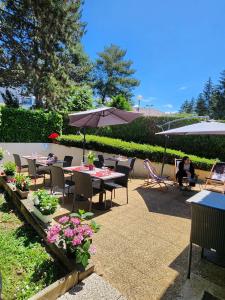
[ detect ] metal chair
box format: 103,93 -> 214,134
93,160 -> 103,168
26,158 -> 47,189
63,156 -> 73,168
128,157 -> 136,179
103,165 -> 129,207
144,159 -> 169,190
13,153 -> 28,173
73,171 -> 106,211
50,165 -> 74,202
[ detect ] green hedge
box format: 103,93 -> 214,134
58,134 -> 215,171
62,116 -> 225,161
0,107 -> 63,142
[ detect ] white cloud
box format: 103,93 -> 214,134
163,104 -> 173,109
179,86 -> 188,91
165,111 -> 178,114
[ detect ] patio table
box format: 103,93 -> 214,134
63,166 -> 125,209
22,155 -> 64,166
186,190 -> 225,278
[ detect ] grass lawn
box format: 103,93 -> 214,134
0,192 -> 64,300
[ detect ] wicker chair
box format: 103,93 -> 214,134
13,153 -> 28,173
50,165 -> 74,202
63,156 -> 73,168
73,171 -> 106,211
103,165 -> 129,207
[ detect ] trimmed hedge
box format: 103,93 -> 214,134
0,107 -> 62,142
62,116 -> 225,161
58,134 -> 215,171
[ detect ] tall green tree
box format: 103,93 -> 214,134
202,77 -> 214,116
179,98 -> 195,114
93,44 -> 140,104
0,0 -> 90,110
211,70 -> 225,119
108,94 -> 132,111
195,93 -> 208,115
67,85 -> 93,112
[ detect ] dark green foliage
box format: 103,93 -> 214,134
0,0 -> 89,110
67,85 -> 93,112
0,107 -> 62,142
58,134 -> 215,171
63,115 -> 225,161
195,93 -> 208,116
179,98 -> 195,114
180,71 -> 225,119
93,44 -> 139,104
108,94 -> 132,111
1,89 -> 19,108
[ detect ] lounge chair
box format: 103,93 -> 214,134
205,162 -> 225,193
143,159 -> 169,190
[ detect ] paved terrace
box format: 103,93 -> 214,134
33,178 -> 225,300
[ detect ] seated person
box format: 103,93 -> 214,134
46,153 -> 58,165
176,156 -> 196,188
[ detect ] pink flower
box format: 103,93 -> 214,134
70,217 -> 80,226
89,245 -> 96,255
64,228 -> 75,238
85,228 -> 93,237
72,236 -> 82,246
47,233 -> 58,244
58,216 -> 69,224
49,224 -> 61,235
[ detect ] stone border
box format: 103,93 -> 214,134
29,267 -> 94,300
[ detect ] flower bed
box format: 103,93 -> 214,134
0,193 -> 63,299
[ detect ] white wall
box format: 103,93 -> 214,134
0,143 -> 209,180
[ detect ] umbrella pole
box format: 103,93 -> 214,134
161,135 -> 169,176
83,128 -> 86,163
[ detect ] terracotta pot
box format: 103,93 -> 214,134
17,189 -> 29,199
32,206 -> 53,223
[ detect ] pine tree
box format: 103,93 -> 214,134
211,70 -> 225,119
93,44 -> 140,104
202,77 -> 213,116
179,98 -> 195,114
0,0 -> 90,110
195,93 -> 208,116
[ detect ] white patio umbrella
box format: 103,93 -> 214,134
156,121 -> 225,136
69,107 -> 142,161
156,121 -> 225,175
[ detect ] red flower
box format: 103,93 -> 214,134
48,132 -> 59,139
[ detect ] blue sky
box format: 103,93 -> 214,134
82,0 -> 225,112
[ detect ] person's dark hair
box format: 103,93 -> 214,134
48,153 -> 54,158
182,156 -> 189,162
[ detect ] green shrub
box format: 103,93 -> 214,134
62,116 -> 225,161
58,134 -> 215,171
33,190 -> 58,215
3,161 -> 16,176
0,107 -> 62,142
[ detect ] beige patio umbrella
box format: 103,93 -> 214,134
69,107 -> 142,161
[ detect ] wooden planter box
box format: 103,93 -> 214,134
32,206 -> 53,224
17,188 -> 29,199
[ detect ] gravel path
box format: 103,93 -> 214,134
58,273 -> 126,300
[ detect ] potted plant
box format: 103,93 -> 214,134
3,161 -> 16,180
15,173 -> 31,199
31,190 -> 58,223
47,210 -> 100,269
87,151 -> 96,170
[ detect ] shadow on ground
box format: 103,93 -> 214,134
135,184 -> 198,219
161,244 -> 225,299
